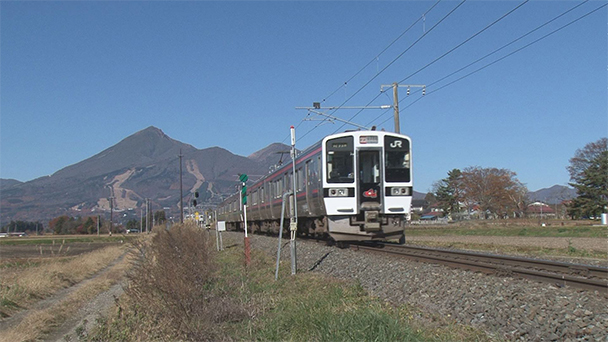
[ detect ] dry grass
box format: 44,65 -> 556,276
0,244 -> 126,318
100,222 -> 247,341
0,251 -> 130,342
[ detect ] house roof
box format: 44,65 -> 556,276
526,203 -> 555,213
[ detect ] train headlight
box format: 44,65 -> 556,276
390,187 -> 411,196
329,188 -> 348,197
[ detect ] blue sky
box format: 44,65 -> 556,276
1,1 -> 606,193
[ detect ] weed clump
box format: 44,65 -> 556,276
104,223 -> 247,341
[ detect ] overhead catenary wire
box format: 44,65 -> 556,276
362,0 -> 530,128
357,0 -> 532,130
396,0 -> 529,84
420,0 -> 589,93
372,0 -> 607,127
325,0 -> 467,134
319,0 -> 443,106
284,0 -> 444,144
367,0 -> 601,128
296,0 -> 466,140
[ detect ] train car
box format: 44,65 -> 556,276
217,129 -> 412,243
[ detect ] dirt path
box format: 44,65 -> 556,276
0,250 -> 129,341
48,281 -> 125,342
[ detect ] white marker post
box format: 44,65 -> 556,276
290,126 -> 298,275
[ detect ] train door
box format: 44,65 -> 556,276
358,149 -> 382,210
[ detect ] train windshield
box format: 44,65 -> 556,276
384,136 -> 411,183
326,136 -> 354,183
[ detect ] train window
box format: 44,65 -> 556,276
306,160 -> 312,185
326,136 -> 354,183
297,168 -> 304,191
359,150 -> 381,183
384,136 -> 411,183
317,156 -> 322,181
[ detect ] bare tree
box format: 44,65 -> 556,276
461,166 -> 528,219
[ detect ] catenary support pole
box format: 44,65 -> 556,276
290,126 -> 298,275
392,82 -> 400,133
179,149 -> 183,224
275,191 -> 292,280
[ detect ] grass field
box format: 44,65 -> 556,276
407,223 -> 606,238
0,234 -> 137,246
0,237 -> 130,342
86,224 -> 489,341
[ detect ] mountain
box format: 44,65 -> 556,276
248,143 -> 293,168
0,126 -> 286,227
0,126 -> 578,227
527,185 -> 576,204
0,179 -> 23,190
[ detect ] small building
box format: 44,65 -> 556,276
410,199 -> 428,214
526,202 -> 555,218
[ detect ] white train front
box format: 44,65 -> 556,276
217,130 -> 413,243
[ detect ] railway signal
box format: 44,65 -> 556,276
192,191 -> 199,207
239,174 -> 248,205
239,173 -> 250,265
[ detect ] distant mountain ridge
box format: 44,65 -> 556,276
0,126 -> 577,226
527,185 -> 576,204
0,126 -> 289,226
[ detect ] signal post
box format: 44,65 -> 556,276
239,174 -> 250,266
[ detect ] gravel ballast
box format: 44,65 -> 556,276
221,231 -> 607,342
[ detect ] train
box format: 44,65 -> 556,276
216,129 -> 413,243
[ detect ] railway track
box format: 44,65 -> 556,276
350,243 -> 608,293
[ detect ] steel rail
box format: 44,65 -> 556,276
351,243 -> 608,293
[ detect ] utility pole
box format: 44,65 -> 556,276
290,126 -> 298,275
179,149 -> 183,224
381,83 -> 426,133
146,198 -> 150,233
109,196 -> 114,234
392,83 -> 400,133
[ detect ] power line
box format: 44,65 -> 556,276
359,0 -> 530,129
397,0 -> 530,84
319,0 -> 443,106
403,2 -> 607,109
368,1 -> 603,128
324,0 -> 467,135
286,0 -> 444,144
423,0 -> 589,91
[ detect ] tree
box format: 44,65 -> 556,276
49,216 -> 70,235
1,220 -> 43,234
83,217 -> 96,234
567,138 -> 608,219
126,219 -> 139,231
154,210 -> 166,225
424,192 -> 437,206
433,169 -> 463,218
460,166 -> 528,219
